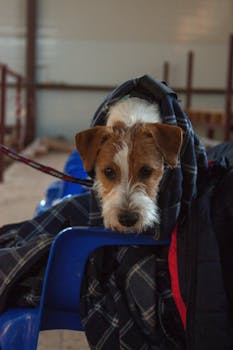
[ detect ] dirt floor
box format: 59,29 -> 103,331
0,151 -> 89,349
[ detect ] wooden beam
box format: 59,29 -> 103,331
1,81 -> 233,96
25,0 -> 37,144
185,51 -> 194,110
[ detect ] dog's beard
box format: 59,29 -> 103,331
94,181 -> 159,233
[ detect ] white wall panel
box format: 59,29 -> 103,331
36,39 -> 229,140
0,0 -> 25,73
36,0 -> 233,139
38,0 -> 233,44
37,40 -> 228,87
1,0 -> 232,139
36,90 -> 107,140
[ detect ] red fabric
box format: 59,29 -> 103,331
168,227 -> 187,330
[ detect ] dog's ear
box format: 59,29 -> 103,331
75,126 -> 109,172
147,123 -> 183,167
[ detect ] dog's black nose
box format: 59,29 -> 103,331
118,211 -> 139,227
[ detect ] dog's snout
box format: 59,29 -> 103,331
118,211 -> 139,227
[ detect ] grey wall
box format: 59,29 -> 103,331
1,0 -> 233,139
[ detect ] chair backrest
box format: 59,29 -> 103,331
38,226 -> 170,332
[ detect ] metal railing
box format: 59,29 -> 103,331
0,64 -> 26,182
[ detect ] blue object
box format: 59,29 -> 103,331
0,226 -> 170,350
35,150 -> 89,215
62,150 -> 89,197
0,308 -> 39,350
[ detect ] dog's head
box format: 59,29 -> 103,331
75,122 -> 183,233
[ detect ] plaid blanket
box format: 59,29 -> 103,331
80,244 -> 185,349
0,194 -> 90,312
0,76 -> 207,349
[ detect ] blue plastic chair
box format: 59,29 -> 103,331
0,226 -> 170,350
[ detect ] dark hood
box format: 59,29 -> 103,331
88,75 -> 208,240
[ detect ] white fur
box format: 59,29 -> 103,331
107,97 -> 161,127
99,182 -> 159,232
113,143 -> 129,184
95,97 -> 161,232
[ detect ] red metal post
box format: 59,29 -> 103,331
0,65 -> 7,182
25,0 -> 37,145
185,51 -> 194,110
207,127 -> 215,140
224,34 -> 233,141
6,68 -> 21,80
162,61 -> 170,85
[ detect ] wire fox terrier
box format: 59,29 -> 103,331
75,97 -> 183,233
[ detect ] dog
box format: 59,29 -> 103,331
75,97 -> 183,233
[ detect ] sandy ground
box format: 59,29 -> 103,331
0,152 -> 89,349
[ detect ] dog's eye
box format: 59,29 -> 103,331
139,166 -> 153,179
103,167 -> 116,180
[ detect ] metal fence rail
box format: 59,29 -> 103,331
0,64 -> 26,182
